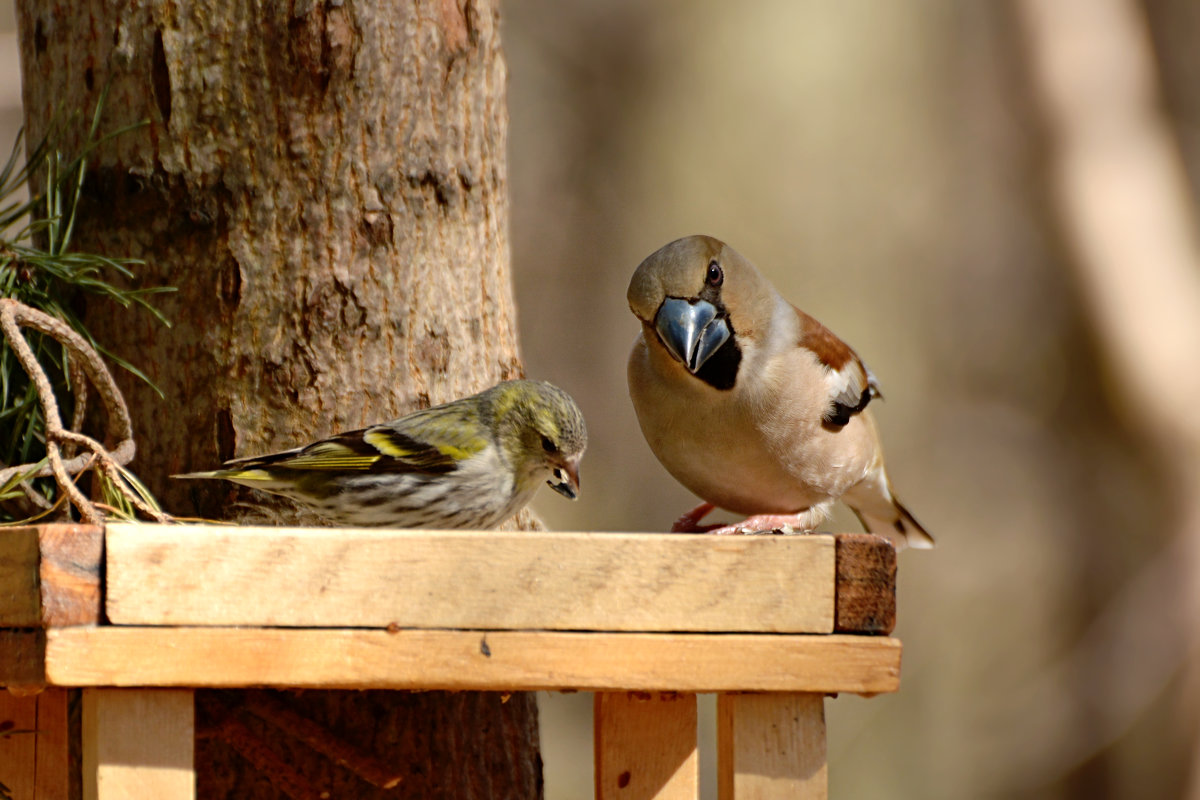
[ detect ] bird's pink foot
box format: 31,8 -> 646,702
670,502 -> 721,533
706,512 -> 821,536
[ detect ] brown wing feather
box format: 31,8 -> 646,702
794,306 -> 857,370
792,305 -> 878,427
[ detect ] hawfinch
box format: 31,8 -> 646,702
627,235 -> 933,550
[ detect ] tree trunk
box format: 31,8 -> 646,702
16,1 -> 541,796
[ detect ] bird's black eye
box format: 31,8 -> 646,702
706,260 -> 723,287
541,435 -> 558,454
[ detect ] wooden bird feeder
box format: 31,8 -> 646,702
0,523 -> 902,798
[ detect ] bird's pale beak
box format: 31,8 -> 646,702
547,457 -> 581,500
654,297 -> 731,374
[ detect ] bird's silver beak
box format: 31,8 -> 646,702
654,297 -> 731,374
547,457 -> 581,500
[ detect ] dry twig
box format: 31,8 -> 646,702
0,298 -> 169,524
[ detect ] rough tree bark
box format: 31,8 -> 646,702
16,1 -> 541,797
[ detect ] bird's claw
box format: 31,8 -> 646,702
670,502 -> 719,532
707,516 -> 811,536
707,524 -> 793,536
673,507 -> 812,536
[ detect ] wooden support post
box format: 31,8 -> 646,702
0,688 -> 70,800
595,691 -> 698,799
82,689 -> 195,800
717,692 -> 827,800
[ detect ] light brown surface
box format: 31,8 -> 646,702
104,524 -> 837,632
595,692 -> 698,799
45,628 -> 901,693
718,693 -> 827,800
82,689 -> 194,800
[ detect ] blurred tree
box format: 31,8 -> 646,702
15,0 -> 540,796
1019,0 -> 1200,797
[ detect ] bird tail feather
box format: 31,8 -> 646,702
170,471 -> 221,480
852,497 -> 935,551
173,468 -> 276,482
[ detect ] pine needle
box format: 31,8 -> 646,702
0,91 -> 172,523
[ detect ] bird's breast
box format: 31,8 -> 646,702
629,334 -> 877,514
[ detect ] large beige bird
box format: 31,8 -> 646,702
627,235 -> 933,550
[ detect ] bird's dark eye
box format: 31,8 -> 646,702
541,435 -> 557,454
706,260 -> 723,287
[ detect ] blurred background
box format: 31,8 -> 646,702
5,1 -> 1200,798
503,1 -> 1200,799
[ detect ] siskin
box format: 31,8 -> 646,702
175,379 -> 587,529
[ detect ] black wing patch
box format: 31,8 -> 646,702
822,386 -> 875,430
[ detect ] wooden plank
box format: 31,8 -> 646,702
0,630 -> 45,689
595,692 -> 698,799
717,693 -> 827,800
37,525 -> 104,627
0,689 -> 71,800
33,689 -> 70,800
834,534 -> 896,634
82,689 -> 194,800
0,525 -> 103,628
105,524 -> 837,633
45,628 -> 901,694
0,690 -> 38,799
0,529 -> 40,626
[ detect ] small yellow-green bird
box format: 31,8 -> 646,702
627,235 -> 933,550
175,379 -> 587,529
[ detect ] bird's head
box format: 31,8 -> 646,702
491,380 -> 587,500
627,235 -> 775,391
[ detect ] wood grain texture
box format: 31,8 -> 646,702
82,689 -> 194,800
0,526 -> 103,629
0,630 -> 45,688
0,529 -> 40,626
37,525 -> 103,627
104,524 -> 837,633
595,692 -> 698,799
834,533 -> 897,634
0,688 -> 72,800
45,628 -> 901,694
0,690 -> 39,800
32,689 -> 70,800
718,693 -> 827,800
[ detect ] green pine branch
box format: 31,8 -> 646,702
0,90 -> 174,522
